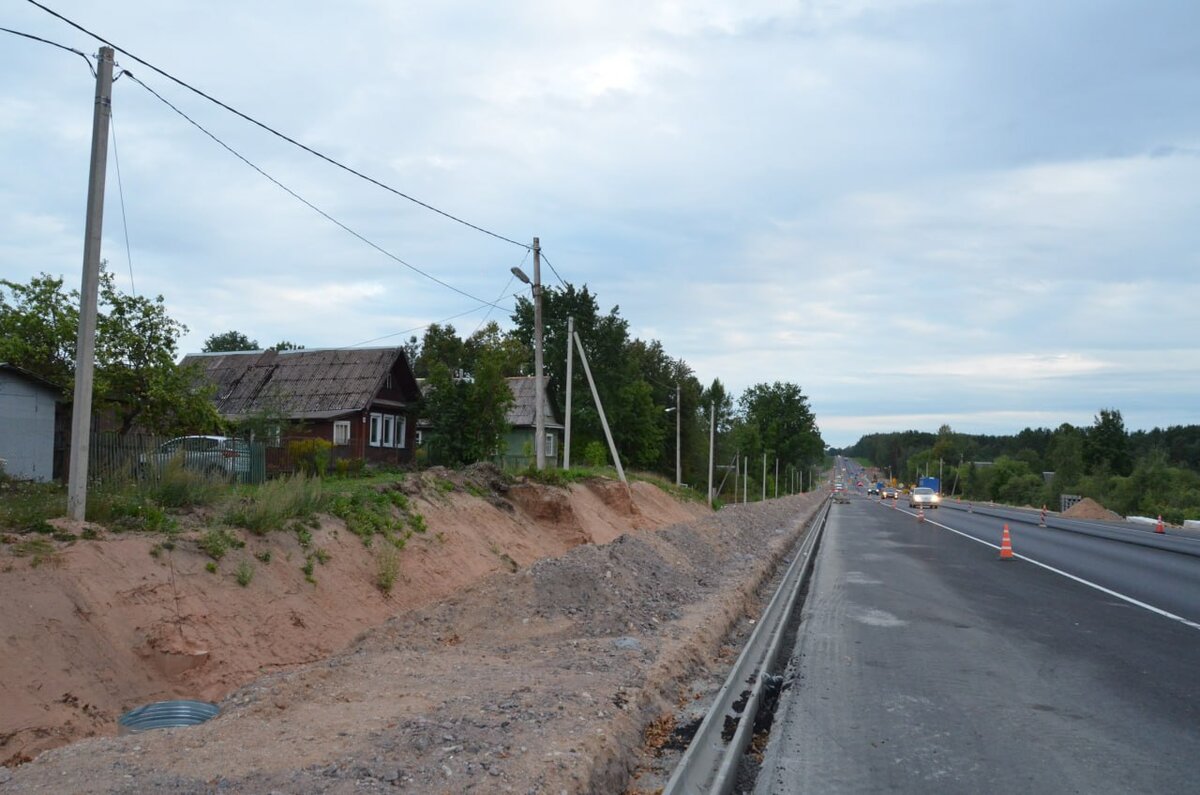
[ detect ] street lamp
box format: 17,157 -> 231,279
664,382 -> 681,486
510,237 -> 545,469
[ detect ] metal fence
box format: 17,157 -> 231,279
87,433 -> 267,485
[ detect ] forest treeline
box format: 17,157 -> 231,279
837,410 -> 1200,524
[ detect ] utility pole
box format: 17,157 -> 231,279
674,383 -> 681,486
743,455 -> 748,503
532,237 -> 545,470
762,453 -> 767,502
67,46 -> 114,521
573,331 -> 625,483
775,458 -> 779,498
733,452 -> 739,504
706,401 -> 715,507
563,315 -> 573,469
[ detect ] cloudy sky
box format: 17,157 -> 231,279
3,0 -> 1199,447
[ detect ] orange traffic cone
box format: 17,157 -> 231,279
999,524 -> 1014,560
917,506 -> 925,523
1156,515 -> 1165,534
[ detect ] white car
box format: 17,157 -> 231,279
909,487 -> 940,509
139,435 -> 250,480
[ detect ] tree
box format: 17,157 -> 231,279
1085,408 -> 1133,476
0,269 -> 221,436
202,330 -> 258,352
269,340 -> 304,352
421,355 -> 514,466
413,323 -> 466,378
737,382 -> 824,472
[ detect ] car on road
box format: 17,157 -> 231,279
139,435 -> 251,480
909,486 -> 940,509
881,487 -> 898,499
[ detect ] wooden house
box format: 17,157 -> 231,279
181,347 -> 421,465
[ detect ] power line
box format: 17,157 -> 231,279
349,298 -> 518,348
25,0 -> 530,249
540,250 -> 568,288
124,71 -> 511,312
0,25 -> 94,74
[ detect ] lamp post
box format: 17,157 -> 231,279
511,237 -> 544,470
664,383 -> 680,486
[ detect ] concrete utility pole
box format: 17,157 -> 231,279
706,402 -> 715,507
532,237 -> 545,470
733,452 -> 739,504
563,315 -> 573,469
573,331 -> 625,483
762,453 -> 767,501
775,458 -> 779,498
67,46 -> 114,521
743,456 -> 748,503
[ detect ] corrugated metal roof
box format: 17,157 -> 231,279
181,348 -> 418,420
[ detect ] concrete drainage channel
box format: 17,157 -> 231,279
662,499 -> 831,794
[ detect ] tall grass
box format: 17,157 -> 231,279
223,474 -> 325,534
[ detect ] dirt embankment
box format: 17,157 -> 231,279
0,468 -> 706,770
1,481 -> 823,794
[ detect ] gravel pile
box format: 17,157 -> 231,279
2,492 -> 822,795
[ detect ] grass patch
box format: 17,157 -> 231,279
223,474 -> 324,534
11,537 -> 59,567
198,527 -> 244,560
144,459 -> 226,509
0,481 -> 66,532
327,485 -> 415,544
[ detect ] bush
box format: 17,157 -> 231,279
147,458 -> 225,509
289,438 -> 333,477
235,558 -> 255,587
376,545 -> 399,594
583,441 -> 608,468
198,527 -> 244,560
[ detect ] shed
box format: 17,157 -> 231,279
0,363 -> 61,481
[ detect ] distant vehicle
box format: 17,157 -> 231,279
918,476 -> 941,493
867,485 -> 880,495
909,487 -> 940,509
139,435 -> 250,480
834,482 -> 845,491
882,487 -> 898,499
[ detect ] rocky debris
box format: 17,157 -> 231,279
2,493 -> 822,794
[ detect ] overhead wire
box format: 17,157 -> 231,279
25,0 -> 531,250
0,25 -> 94,74
123,71 -> 511,312
348,298 -> 520,348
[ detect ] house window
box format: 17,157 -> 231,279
415,429 -> 423,447
382,415 -> 395,447
543,431 -> 557,458
385,374 -> 393,390
396,416 -> 407,449
333,421 -> 350,446
369,413 -> 382,447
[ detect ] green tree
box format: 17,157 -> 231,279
0,269 -> 221,436
737,382 -> 824,472
413,323 -> 467,378
269,340 -> 304,352
463,349 -> 515,462
202,330 -> 258,352
1085,408 -> 1133,476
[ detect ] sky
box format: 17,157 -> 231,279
3,0 -> 1199,448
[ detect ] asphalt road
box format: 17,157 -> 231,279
754,494 -> 1200,794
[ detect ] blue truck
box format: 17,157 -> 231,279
918,476 -> 940,493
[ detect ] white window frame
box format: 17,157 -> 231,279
382,414 -> 395,448
543,431 -> 556,458
369,412 -> 382,447
414,429 -> 423,447
333,421 -> 351,446
396,416 -> 407,449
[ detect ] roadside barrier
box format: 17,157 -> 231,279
1039,505 -> 1047,527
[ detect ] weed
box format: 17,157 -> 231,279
146,459 -> 225,509
295,525 -> 313,549
149,544 -> 162,558
464,482 -> 486,498
375,545 -> 399,594
205,561 -> 218,574
313,548 -> 331,565
198,527 -> 244,560
80,528 -> 99,540
435,477 -> 455,493
0,481 -> 65,532
51,531 -> 77,543
388,490 -> 410,510
235,558 -> 255,587
434,531 -> 446,544
223,474 -> 324,534
301,556 -> 315,583
255,550 -> 272,563
407,512 -> 427,533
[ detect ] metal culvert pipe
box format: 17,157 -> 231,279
117,700 -> 220,734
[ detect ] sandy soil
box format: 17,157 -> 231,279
0,466 -> 706,771
1061,496 -> 1124,521
0,472 -> 821,794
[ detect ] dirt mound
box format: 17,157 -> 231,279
1,493 -> 822,794
0,472 -> 707,769
1062,497 -> 1123,521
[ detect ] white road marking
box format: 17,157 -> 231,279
895,507 -> 1200,632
